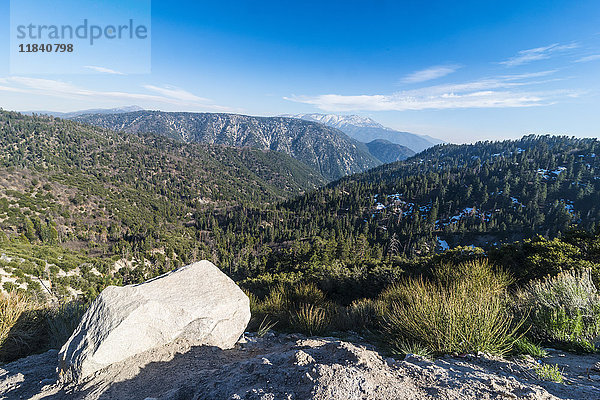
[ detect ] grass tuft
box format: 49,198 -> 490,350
389,340 -> 432,359
0,291 -> 46,362
290,303 -> 329,336
0,292 -> 86,361
535,363 -> 564,383
46,301 -> 86,349
256,315 -> 277,338
513,337 -> 549,358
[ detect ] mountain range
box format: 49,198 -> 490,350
0,110 -> 324,253
22,105 -> 144,119
70,111 -> 390,181
1,108 -> 599,301
25,108 -> 429,181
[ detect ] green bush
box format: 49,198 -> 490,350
381,260 -> 521,356
344,298 -> 382,331
516,268 -> 600,352
0,292 -> 86,361
535,363 -> 564,383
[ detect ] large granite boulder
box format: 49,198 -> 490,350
58,260 -> 250,382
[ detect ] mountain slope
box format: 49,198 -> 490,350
207,135 -> 600,269
365,139 -> 415,163
3,115 -> 599,300
0,110 -> 324,261
291,113 -> 444,153
285,135 -> 600,249
72,111 -> 381,181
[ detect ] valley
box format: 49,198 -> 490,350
3,3 -> 600,398
1,110 -> 599,302
1,110 -> 599,400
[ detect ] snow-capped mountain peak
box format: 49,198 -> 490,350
283,113 -> 445,153
288,113 -> 384,129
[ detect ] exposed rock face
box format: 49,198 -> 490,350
58,260 -> 250,382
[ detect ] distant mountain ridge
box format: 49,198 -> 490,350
24,107 -> 418,178
295,114 -> 382,129
71,111 -> 383,181
365,139 -> 415,164
289,113 -> 444,153
22,106 -> 144,119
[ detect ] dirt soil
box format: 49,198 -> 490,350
1,333 -> 600,400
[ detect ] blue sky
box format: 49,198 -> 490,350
0,0 -> 599,143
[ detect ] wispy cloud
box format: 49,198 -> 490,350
575,54 -> 600,63
0,77 -> 231,112
84,66 -> 125,75
285,70 -> 578,112
142,85 -> 211,102
400,64 -> 461,84
500,70 -> 559,80
500,43 -> 579,67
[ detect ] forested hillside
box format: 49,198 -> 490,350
72,111 -> 381,181
365,139 -> 415,163
194,135 -> 600,288
276,135 -> 600,252
1,113 -> 599,305
0,110 -> 324,298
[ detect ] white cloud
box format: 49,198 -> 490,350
142,85 -> 210,102
575,54 -> 600,63
500,43 -> 579,67
285,71 -> 578,112
500,70 -> 559,80
84,66 -> 125,75
400,64 -> 461,84
0,77 -> 231,112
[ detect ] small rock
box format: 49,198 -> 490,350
261,357 -> 272,365
294,350 -> 315,366
404,353 -> 430,364
286,333 -> 306,341
39,378 -> 55,386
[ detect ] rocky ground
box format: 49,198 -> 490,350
1,332 -> 600,400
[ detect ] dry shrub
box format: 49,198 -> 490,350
0,291 -> 46,361
249,283 -> 335,335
